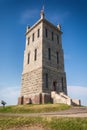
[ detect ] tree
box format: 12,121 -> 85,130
1,100 -> 6,108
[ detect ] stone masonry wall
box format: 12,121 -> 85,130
42,66 -> 67,95
43,22 -> 64,73
18,93 -> 51,104
23,22 -> 43,74
42,21 -> 67,95
20,68 -> 42,96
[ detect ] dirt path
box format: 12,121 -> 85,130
8,126 -> 50,130
0,107 -> 87,117
1,107 -> 87,130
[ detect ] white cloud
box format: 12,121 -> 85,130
0,86 -> 20,106
68,86 -> 87,106
49,11 -> 70,24
57,11 -> 70,23
64,54 -> 71,61
0,85 -> 87,106
20,9 -> 39,24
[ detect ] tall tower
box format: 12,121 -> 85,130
18,10 -> 67,104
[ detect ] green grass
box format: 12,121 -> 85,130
0,104 -> 86,130
0,116 -> 87,130
0,104 -> 71,113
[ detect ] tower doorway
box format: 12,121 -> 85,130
53,81 -> 57,91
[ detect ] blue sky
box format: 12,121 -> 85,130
0,0 -> 87,106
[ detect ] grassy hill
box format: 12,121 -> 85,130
0,103 -> 71,113
0,115 -> 87,130
0,104 -> 87,130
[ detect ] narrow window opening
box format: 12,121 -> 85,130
37,29 -> 40,37
45,28 -> 48,37
27,53 -> 30,64
46,73 -> 48,88
28,37 -> 30,45
57,35 -> 59,44
32,33 -> 34,41
56,52 -> 59,64
61,77 -> 64,91
52,32 -> 54,40
34,49 -> 37,61
48,48 -> 51,60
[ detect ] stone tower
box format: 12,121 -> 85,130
18,9 -> 67,104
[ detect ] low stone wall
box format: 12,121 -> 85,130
72,99 -> 81,106
18,91 -> 81,106
51,91 -> 71,105
18,93 -> 51,105
51,91 -> 81,106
